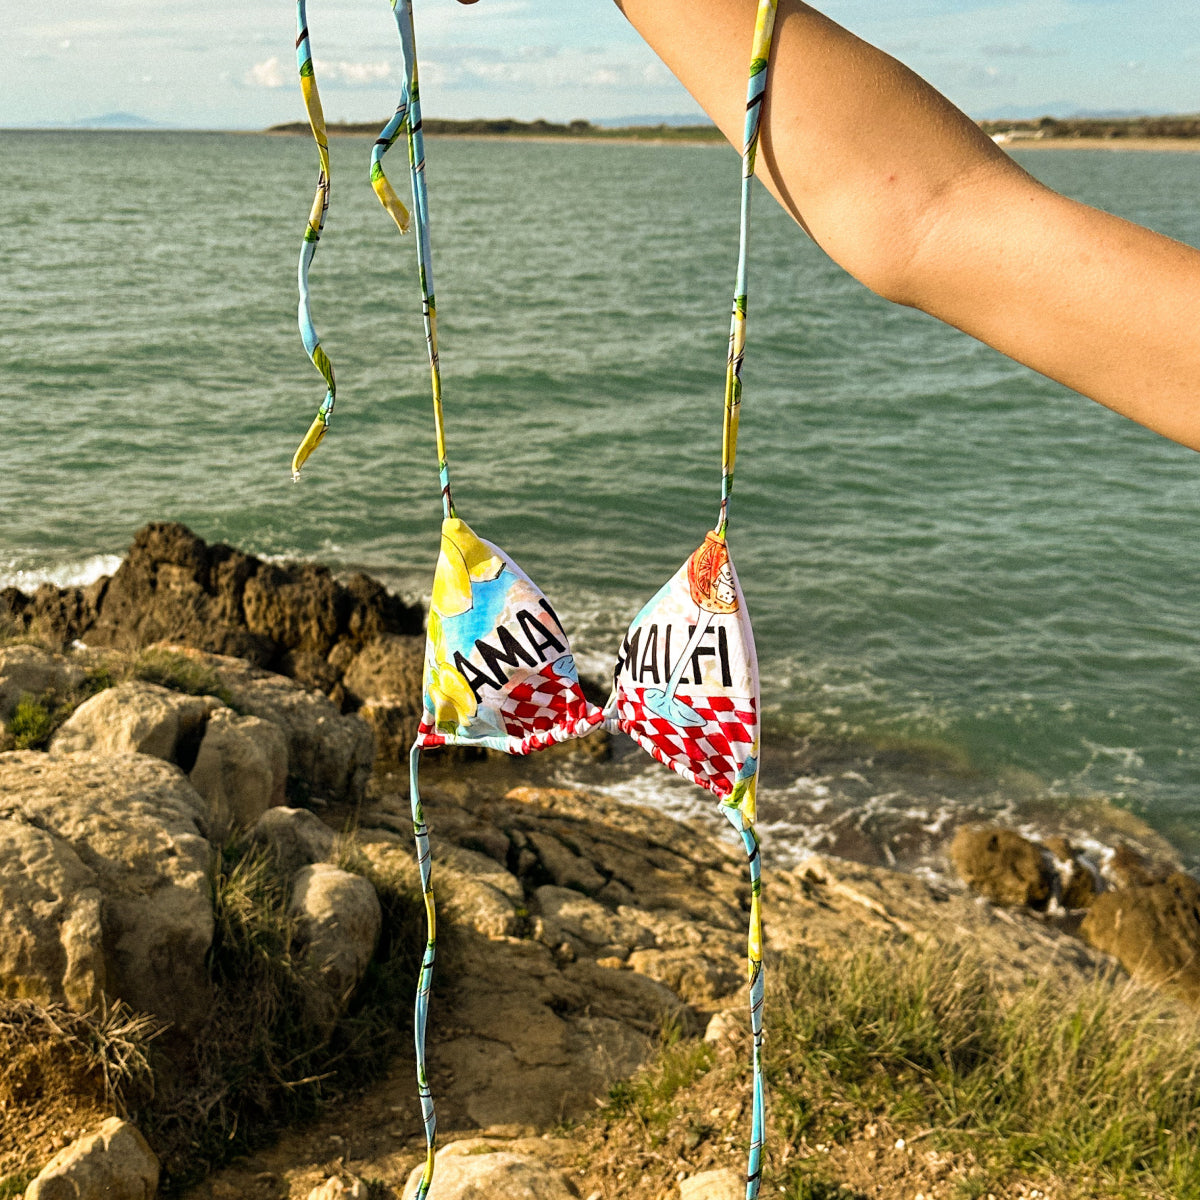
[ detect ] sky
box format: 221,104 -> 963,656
4,0 -> 1198,130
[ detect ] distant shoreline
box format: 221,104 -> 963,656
265,117 -> 726,144
1002,137 -> 1200,153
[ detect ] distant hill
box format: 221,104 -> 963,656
266,116 -> 723,142
73,112 -> 161,129
979,114 -> 1200,140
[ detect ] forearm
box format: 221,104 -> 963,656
616,0 -> 1200,450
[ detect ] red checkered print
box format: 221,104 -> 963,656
501,669 -> 593,740
615,687 -> 757,797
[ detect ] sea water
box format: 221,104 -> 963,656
4,130 -> 1200,871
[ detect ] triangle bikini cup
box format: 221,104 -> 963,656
290,3 -> 779,1196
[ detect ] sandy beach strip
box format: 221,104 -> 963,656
1002,137 -> 1200,152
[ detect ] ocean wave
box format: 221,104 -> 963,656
0,554 -> 123,591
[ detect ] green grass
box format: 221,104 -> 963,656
9,695 -> 55,749
768,942 -> 1200,1199
136,837 -> 423,1194
0,1169 -> 37,1199
6,665 -> 122,749
603,1032 -> 716,1143
133,648 -> 234,707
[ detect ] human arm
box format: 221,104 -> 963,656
459,0 -> 1200,451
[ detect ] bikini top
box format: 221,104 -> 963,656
288,4 -> 779,1197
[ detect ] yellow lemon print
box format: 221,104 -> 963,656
430,517 -> 504,618
431,662 -> 477,731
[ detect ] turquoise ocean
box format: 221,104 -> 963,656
5,130 -> 1200,872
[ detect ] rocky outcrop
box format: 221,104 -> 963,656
0,522 -> 423,689
339,633 -> 425,763
400,1141 -> 577,1200
187,707 -> 288,836
24,1117 -> 158,1200
289,864 -> 382,1007
0,645 -> 85,723
1081,872 -> 1200,1005
680,1168 -> 744,1200
0,751 -> 213,1029
252,806 -> 337,876
949,825 -> 1054,909
193,650 -> 374,805
51,681 -> 218,767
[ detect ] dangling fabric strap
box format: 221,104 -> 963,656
290,0 -> 338,481
722,5 -> 776,1197
381,5 -> 444,1198
718,0 -> 778,539
377,0 -> 454,521
408,744 -> 437,1199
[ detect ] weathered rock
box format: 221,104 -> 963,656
199,653 -> 374,805
1107,842 -> 1172,890
341,633 -> 425,703
679,1167 -> 744,1200
440,845 -> 525,940
253,806 -> 336,876
401,1145 -> 576,1200
50,681 -> 218,768
2,523 -> 423,683
703,1009 -> 741,1045
949,825 -> 1053,909
188,706 -> 288,836
626,946 -> 743,1005
1080,872 -> 1200,1006
1043,835 -> 1102,910
0,751 -> 213,1028
289,864 -> 381,1003
534,884 -> 653,958
0,818 -> 106,1011
0,645 -> 85,722
0,581 -> 104,657
24,1117 -> 158,1200
305,1176 -> 365,1200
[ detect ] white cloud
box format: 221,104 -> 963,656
245,55 -> 394,90
245,56 -> 288,89
315,59 -> 393,87
430,45 -> 675,93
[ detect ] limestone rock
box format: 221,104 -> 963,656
202,654 -> 374,805
253,806 -> 336,876
24,1117 -> 158,1200
0,645 -> 84,722
949,825 -> 1053,909
341,633 -> 423,706
289,864 -> 381,1002
188,706 -> 288,836
703,1010 -> 741,1045
441,845 -> 525,940
626,946 -> 743,1005
401,1147 -> 576,1200
0,750 -> 213,1027
679,1167 -> 744,1200
51,681 -> 218,767
1080,872 -> 1200,1005
0,818 -> 105,1011
306,1177 -> 365,1200
534,884 -> 653,958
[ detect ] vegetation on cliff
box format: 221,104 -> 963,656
980,114 -> 1200,141
575,941 -> 1200,1199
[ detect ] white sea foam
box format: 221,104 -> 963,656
0,554 -> 123,591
